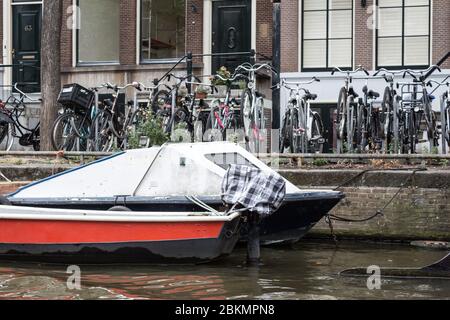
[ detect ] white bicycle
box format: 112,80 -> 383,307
235,63 -> 277,153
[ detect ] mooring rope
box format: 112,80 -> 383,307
327,168 -> 427,241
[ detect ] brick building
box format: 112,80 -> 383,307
0,0 -> 449,150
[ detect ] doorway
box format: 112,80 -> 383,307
12,4 -> 42,93
212,0 -> 251,73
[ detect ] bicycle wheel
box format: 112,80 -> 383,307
205,103 -> 224,142
290,108 -> 300,154
356,102 -> 366,153
155,108 -> 172,135
0,123 -> 13,151
151,90 -> 171,114
253,97 -> 265,153
309,113 -> 324,154
336,87 -> 347,153
423,94 -> 439,150
240,89 -> 253,141
51,114 -> 76,151
381,87 -> 394,153
444,96 -> 450,151
279,109 -> 292,153
90,110 -> 114,152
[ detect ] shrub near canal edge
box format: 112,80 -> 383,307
128,110 -> 170,149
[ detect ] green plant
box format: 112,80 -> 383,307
440,159 -> 449,167
211,66 -> 231,86
312,158 -> 329,167
237,80 -> 247,90
128,110 -> 169,149
431,146 -> 439,155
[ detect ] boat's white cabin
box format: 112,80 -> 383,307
10,142 -> 300,199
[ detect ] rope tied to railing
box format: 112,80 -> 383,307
326,167 -> 427,242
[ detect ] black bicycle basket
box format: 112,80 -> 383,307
57,83 -> 94,111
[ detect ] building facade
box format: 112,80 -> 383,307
1,0 -> 448,88
0,0 -> 449,151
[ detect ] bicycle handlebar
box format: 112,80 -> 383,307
331,66 -> 369,76
400,65 -> 442,82
234,63 -> 278,75
214,73 -> 249,82
427,77 -> 450,88
13,83 -> 42,102
281,77 -> 320,86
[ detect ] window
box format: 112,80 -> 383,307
302,0 -> 353,71
140,0 -> 186,62
77,0 -> 120,65
376,0 -> 430,68
205,153 -> 256,170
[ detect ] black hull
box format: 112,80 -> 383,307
9,192 -> 344,245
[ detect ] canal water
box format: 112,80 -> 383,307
0,241 -> 449,300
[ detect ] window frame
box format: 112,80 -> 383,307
139,0 -> 187,65
75,0 -> 121,66
301,0 -> 354,72
375,0 -> 431,70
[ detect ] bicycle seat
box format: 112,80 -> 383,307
368,90 -> 380,99
304,93 -> 317,101
256,92 -> 266,99
348,87 -> 359,98
362,85 -> 368,94
103,99 -> 114,108
127,100 -> 134,106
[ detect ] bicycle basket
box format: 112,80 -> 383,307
57,83 -> 94,111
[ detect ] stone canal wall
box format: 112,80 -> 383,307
280,169 -> 450,241
1,164 -> 450,241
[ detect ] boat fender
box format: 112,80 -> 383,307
108,206 -> 132,212
0,196 -> 11,205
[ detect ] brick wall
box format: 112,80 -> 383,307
432,0 -> 450,69
310,186 -> 450,241
60,0 -> 73,69
119,0 -> 137,65
280,0 -> 298,72
354,0 -> 374,70
186,0 -> 204,64
256,0 -> 272,59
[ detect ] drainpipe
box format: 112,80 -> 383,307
186,51 -> 193,94
272,0 -> 281,132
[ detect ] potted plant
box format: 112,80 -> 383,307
195,85 -> 210,99
211,66 -> 231,96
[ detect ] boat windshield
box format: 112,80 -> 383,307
205,153 -> 257,170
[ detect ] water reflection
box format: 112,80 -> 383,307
0,242 -> 449,300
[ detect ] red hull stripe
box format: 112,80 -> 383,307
0,219 -> 224,244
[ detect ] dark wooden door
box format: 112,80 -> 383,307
13,4 -> 42,93
212,0 -> 251,73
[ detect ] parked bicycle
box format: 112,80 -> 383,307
427,76 -> 450,153
163,73 -> 215,143
235,62 -> 277,153
90,82 -> 143,152
51,83 -> 98,151
205,73 -> 244,142
278,77 -> 324,154
0,83 -> 41,151
332,66 -> 370,153
356,77 -> 382,153
394,65 -> 441,154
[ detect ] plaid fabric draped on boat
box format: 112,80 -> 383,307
221,165 -> 286,217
